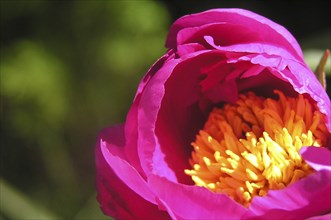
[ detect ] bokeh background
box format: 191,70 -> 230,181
1,1 -> 330,219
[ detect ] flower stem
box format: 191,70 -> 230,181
315,49 -> 330,90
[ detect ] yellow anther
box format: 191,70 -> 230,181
242,152 -> 261,170
203,157 -> 211,166
207,183 -> 216,189
185,90 -> 329,207
246,168 -> 262,181
225,149 -> 241,161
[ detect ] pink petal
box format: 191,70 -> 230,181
176,22 -> 262,48
286,61 -> 331,130
153,51 -> 239,183
100,141 -> 156,204
300,147 -> 331,172
177,43 -> 208,57
153,56 -> 210,183
123,101 -> 145,176
246,169 -> 331,219
204,35 -> 330,131
124,50 -> 175,176
205,36 -> 299,62
245,136 -> 331,219
166,8 -> 304,61
149,175 -> 248,219
136,51 -> 219,183
96,126 -> 169,219
136,58 -> 181,180
306,213 -> 331,220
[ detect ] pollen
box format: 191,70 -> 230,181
185,90 -> 329,207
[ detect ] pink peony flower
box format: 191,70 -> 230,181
96,8 -> 331,219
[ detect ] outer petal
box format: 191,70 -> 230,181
306,213 -> 331,220
205,35 -> 331,130
285,61 -> 331,130
166,8 -> 304,62
243,147 -> 331,219
149,175 -> 248,219
96,126 -> 170,219
136,50 -> 213,183
205,36 -> 298,64
124,51 -> 175,176
165,8 -> 331,130
136,58 -> 180,180
245,170 -> 331,219
300,147 -> 331,172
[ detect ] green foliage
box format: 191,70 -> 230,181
1,41 -> 69,134
1,1 -> 169,219
1,179 -> 58,219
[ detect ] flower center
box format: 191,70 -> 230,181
185,90 -> 329,207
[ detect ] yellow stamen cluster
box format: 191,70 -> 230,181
185,90 -> 329,207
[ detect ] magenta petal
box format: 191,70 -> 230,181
177,22 -> 263,49
204,79 -> 238,103
166,8 -> 304,61
204,34 -> 331,129
136,51 -> 211,182
123,101 -> 145,175
204,34 -> 330,130
177,43 -> 208,57
240,65 -> 265,79
100,140 -> 156,204
124,51 -> 175,176
300,147 -> 331,172
134,50 -> 175,98
247,170 -> 331,219
205,35 -> 299,62
136,58 -> 180,179
306,213 -> 331,220
286,61 -> 331,129
149,175 -> 248,219
96,126 -> 169,219
156,198 -> 181,220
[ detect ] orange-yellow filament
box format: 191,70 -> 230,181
185,90 -> 329,207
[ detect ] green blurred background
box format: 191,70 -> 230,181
0,1 -> 330,219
